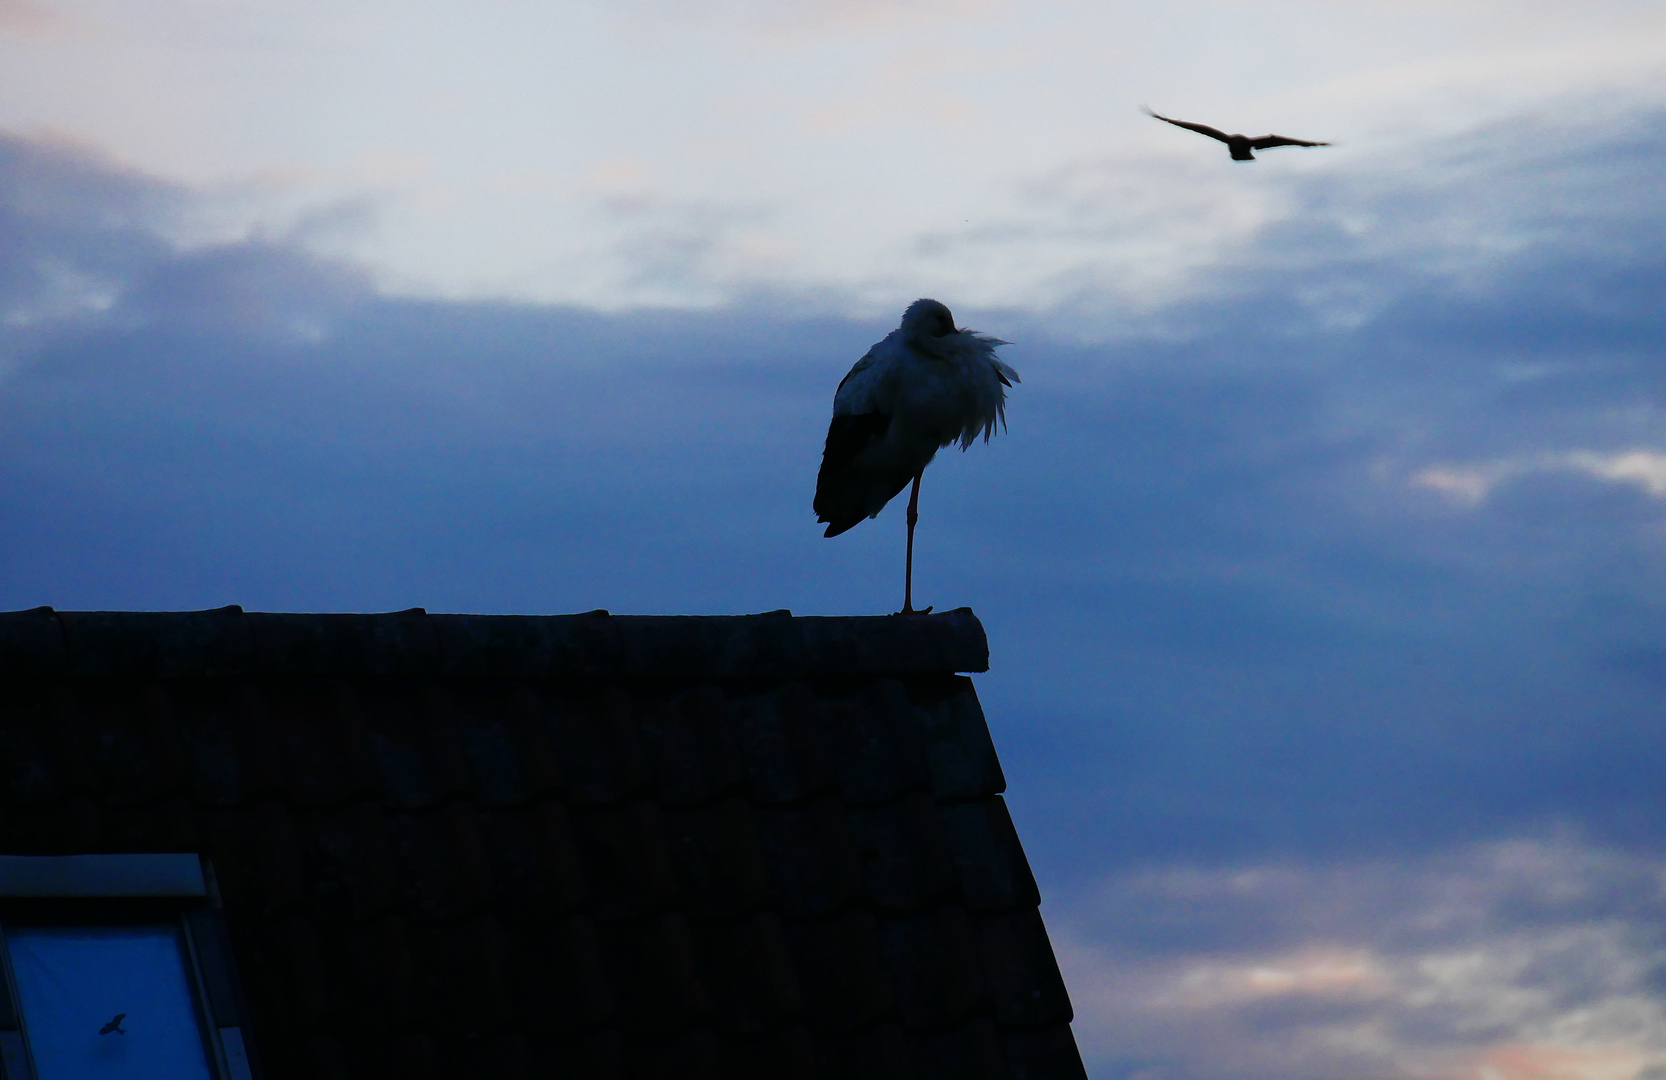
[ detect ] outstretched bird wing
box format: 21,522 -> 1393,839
1248,134 -> 1329,149
1143,108 -> 1232,143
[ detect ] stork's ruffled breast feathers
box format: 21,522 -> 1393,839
940,330 -> 1020,448
832,315 -> 1019,451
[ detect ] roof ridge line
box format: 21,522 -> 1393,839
0,607 -> 990,678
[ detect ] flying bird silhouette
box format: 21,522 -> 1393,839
814,298 -> 1018,614
1144,108 -> 1329,161
99,1013 -> 126,1035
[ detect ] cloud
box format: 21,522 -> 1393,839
613,0 -> 1016,40
0,134 -> 178,330
0,0 -> 55,36
4,0 -> 1664,311
0,131 -> 375,363
1054,834 -> 1666,1080
1414,451 -> 1666,506
1570,451 -> 1666,498
598,193 -> 782,304
1413,463 -> 1500,505
738,98 -> 1666,330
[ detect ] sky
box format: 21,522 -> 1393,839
4,2 -> 1666,1077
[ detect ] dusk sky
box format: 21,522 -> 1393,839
6,2 -> 1666,1077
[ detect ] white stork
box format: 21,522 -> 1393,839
814,298 -> 1019,613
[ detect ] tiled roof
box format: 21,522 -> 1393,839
0,607 -> 1085,1080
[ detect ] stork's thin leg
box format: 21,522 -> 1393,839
902,470 -> 928,614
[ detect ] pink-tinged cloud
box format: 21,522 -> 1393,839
0,0 -> 54,36
1155,947 -> 1388,1008
1430,1043 -> 1654,1080
1054,836 -> 1666,1080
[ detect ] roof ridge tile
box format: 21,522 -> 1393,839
0,608 -> 989,678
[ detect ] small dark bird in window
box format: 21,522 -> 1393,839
1143,108 -> 1330,161
99,1013 -> 126,1035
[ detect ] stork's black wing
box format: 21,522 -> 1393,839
815,411 -> 894,537
1248,135 -> 1329,149
819,412 -> 890,476
1143,108 -> 1232,143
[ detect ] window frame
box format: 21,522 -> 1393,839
0,855 -> 257,1080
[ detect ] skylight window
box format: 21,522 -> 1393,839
6,926 -> 215,1080
0,856 -> 256,1080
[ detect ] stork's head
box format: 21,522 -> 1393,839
900,298 -> 958,342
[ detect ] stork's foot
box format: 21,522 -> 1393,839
894,605 -> 933,616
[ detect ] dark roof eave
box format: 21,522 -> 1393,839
0,607 -> 990,679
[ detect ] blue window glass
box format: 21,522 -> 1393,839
6,925 -> 215,1080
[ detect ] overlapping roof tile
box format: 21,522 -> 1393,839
0,606 -> 1084,1079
